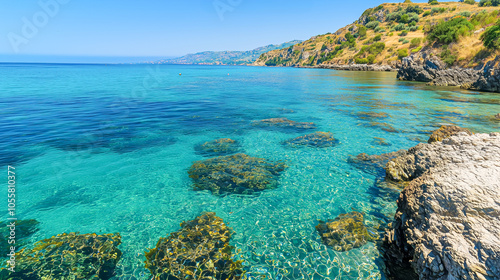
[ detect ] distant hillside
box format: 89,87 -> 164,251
255,2 -> 500,69
161,40 -> 302,65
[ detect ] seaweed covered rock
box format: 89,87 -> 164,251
252,118 -> 316,131
427,125 -> 472,143
283,131 -> 338,148
315,211 -> 375,252
348,150 -> 406,176
195,138 -> 242,157
188,153 -> 286,195
0,219 -> 39,255
5,232 -> 122,280
145,212 -> 246,280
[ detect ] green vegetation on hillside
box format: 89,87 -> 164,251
255,2 -> 500,68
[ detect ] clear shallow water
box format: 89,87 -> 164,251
1,63 -> 499,279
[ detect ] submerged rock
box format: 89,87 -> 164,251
427,125 -> 473,143
0,219 -> 39,256
5,232 -> 122,280
188,153 -> 287,195
371,137 -> 391,146
283,131 -> 338,147
363,122 -> 398,133
383,133 -> 500,279
252,118 -> 316,131
348,150 -> 406,176
195,138 -> 242,156
316,211 -> 376,252
356,111 -> 389,120
145,212 -> 246,280
495,113 -> 500,120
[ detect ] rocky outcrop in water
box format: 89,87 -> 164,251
313,64 -> 396,72
383,132 -> 500,280
398,52 -> 500,93
316,211 -> 376,252
145,212 -> 246,280
427,125 -> 473,144
397,54 -> 480,87
5,232 -> 122,280
283,131 -> 338,148
188,153 -> 287,195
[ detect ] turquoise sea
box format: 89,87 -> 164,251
1,63 -> 499,279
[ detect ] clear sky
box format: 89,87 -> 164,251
0,0 -> 432,63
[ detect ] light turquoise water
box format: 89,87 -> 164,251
1,64 -> 499,279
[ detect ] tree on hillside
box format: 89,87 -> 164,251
479,0 -> 500,6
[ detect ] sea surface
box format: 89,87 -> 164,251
1,63 -> 499,279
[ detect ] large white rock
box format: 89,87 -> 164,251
383,132 -> 500,280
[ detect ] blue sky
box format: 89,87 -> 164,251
0,0 -> 431,62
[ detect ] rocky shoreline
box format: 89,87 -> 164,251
382,131 -> 500,279
303,63 -> 396,72
397,51 -> 500,93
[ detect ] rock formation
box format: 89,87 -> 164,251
188,153 -> 287,195
5,232 -> 122,280
316,211 -> 376,252
283,131 -> 338,147
398,51 -> 500,93
145,212 -> 246,280
427,125 -> 473,144
383,132 -> 500,279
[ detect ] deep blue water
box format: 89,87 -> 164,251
1,63 -> 499,279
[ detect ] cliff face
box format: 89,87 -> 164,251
383,132 -> 500,280
397,50 -> 500,92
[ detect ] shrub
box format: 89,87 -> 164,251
399,37 -> 406,42
423,11 -> 431,17
470,10 -> 499,26
406,5 -> 423,14
440,47 -> 457,65
358,26 -> 367,38
481,19 -> 500,49
479,0 -> 500,6
429,0 -> 439,5
399,31 -> 409,36
412,46 -> 423,52
373,34 -> 382,41
409,26 -> 419,31
403,39 -> 410,44
457,11 -> 472,17
391,23 -> 406,31
410,37 -> 422,48
374,26 -> 386,33
431,7 -> 446,15
366,21 -> 380,29
398,48 -> 409,59
354,42 -> 385,64
427,17 -> 474,44
463,0 -> 476,4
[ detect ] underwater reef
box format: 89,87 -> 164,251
316,211 -> 376,252
0,219 -> 39,256
252,118 -> 316,131
195,138 -> 242,157
348,150 -> 406,177
3,232 -> 122,280
145,212 -> 246,280
427,125 -> 472,143
188,153 -> 287,195
283,131 -> 338,148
